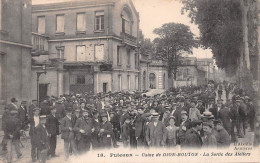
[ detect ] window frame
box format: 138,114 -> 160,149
95,11 -> 105,31
117,46 -> 122,66
37,16 -> 46,34
56,14 -> 65,34
127,48 -> 131,67
127,75 -> 131,90
76,45 -> 86,61
76,12 -> 86,32
94,44 -> 105,61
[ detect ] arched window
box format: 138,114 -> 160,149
143,71 -> 146,90
121,7 -> 133,35
149,73 -> 156,89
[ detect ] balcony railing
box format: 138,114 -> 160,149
120,32 -> 137,44
31,33 -> 49,56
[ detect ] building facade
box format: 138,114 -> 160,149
0,0 -> 32,103
31,0 -> 140,100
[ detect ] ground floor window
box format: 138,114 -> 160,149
149,73 -> 156,89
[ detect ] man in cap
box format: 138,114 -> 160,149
46,106 -> 59,158
146,113 -> 167,147
28,107 -> 41,162
7,98 -> 18,111
188,100 -> 201,122
91,111 -> 101,150
210,99 -> 223,120
109,111 -> 120,148
35,115 -> 50,163
60,107 -> 75,160
179,110 -> 191,146
99,113 -> 113,148
121,115 -> 131,147
202,122 -> 217,148
54,98 -> 66,121
219,104 -> 232,135
135,107 -> 146,147
73,109 -> 93,153
183,120 -> 203,148
214,120 -> 230,148
5,109 -> 22,163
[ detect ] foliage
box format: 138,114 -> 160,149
139,30 -> 154,57
153,22 -> 198,78
182,0 -> 243,75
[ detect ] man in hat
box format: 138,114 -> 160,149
54,98 -> 66,121
183,120 -> 203,148
214,120 -> 230,148
7,98 -> 18,111
210,99 -> 223,120
18,101 -> 28,130
230,98 -> 241,142
35,115 -> 50,163
146,113 -> 167,147
73,109 -> 93,153
99,113 -> 113,148
29,100 -> 38,118
5,109 -> 22,163
91,111 -> 101,150
46,106 -> 59,158
28,107 -> 41,162
202,122 -> 217,148
219,105 -> 232,135
188,100 -> 201,122
60,107 -> 75,160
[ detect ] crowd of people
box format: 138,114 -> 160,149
1,81 -> 260,163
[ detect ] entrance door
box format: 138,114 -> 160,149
39,84 -> 48,102
103,83 -> 107,93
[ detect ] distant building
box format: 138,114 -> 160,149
31,0 -> 140,101
0,0 -> 32,103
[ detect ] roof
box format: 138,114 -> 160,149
32,0 -> 117,11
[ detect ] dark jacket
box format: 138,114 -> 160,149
35,124 -> 50,151
146,121 -> 167,147
18,106 -> 27,124
135,114 -> 146,138
55,103 -> 66,120
40,102 -> 51,116
46,114 -> 59,136
202,133 -> 217,148
4,115 -> 21,140
219,108 -> 232,128
121,123 -> 130,141
73,117 -> 93,140
215,128 -> 230,148
60,116 -> 74,140
178,120 -> 191,145
184,128 -> 202,148
99,121 -> 113,147
209,105 -> 223,120
28,104 -> 37,118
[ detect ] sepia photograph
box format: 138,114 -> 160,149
0,0 -> 260,162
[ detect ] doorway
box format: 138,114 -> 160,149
39,84 -> 48,102
103,83 -> 107,93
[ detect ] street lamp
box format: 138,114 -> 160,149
36,64 -> 47,106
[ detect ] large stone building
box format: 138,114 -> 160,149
31,0 -> 140,101
0,0 -> 32,103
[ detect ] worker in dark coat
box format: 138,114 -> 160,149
135,107 -> 146,147
178,111 -> 191,146
146,113 -> 167,147
28,107 -> 40,162
35,115 -> 50,163
91,111 -> 101,150
230,98 -> 241,142
202,122 -> 217,148
238,98 -> 247,137
99,113 -> 113,148
5,109 -> 22,163
40,100 -> 51,116
209,99 -> 223,120
214,120 -> 230,148
73,110 -> 93,153
28,100 -> 38,118
109,111 -> 120,148
196,100 -> 205,114
46,106 -> 59,158
54,99 -> 66,121
18,101 -> 28,129
60,107 -> 75,160
183,120 -> 203,149
219,105 -> 232,135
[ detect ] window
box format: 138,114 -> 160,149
122,10 -> 132,34
149,73 -> 156,89
95,44 -> 104,61
56,46 -> 64,59
103,83 -> 107,93
135,53 -> 139,69
77,75 -> 85,84
117,46 -> 121,65
118,75 -> 122,91
135,76 -> 138,90
127,75 -> 131,90
56,15 -> 64,33
37,16 -> 45,34
143,71 -> 146,90
95,11 -> 104,30
76,45 -> 86,61
163,73 -> 166,89
127,49 -> 131,66
77,13 -> 86,32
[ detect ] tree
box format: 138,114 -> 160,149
153,23 -> 198,88
139,30 -> 154,57
181,0 -> 243,76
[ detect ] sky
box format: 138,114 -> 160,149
32,0 -> 213,58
